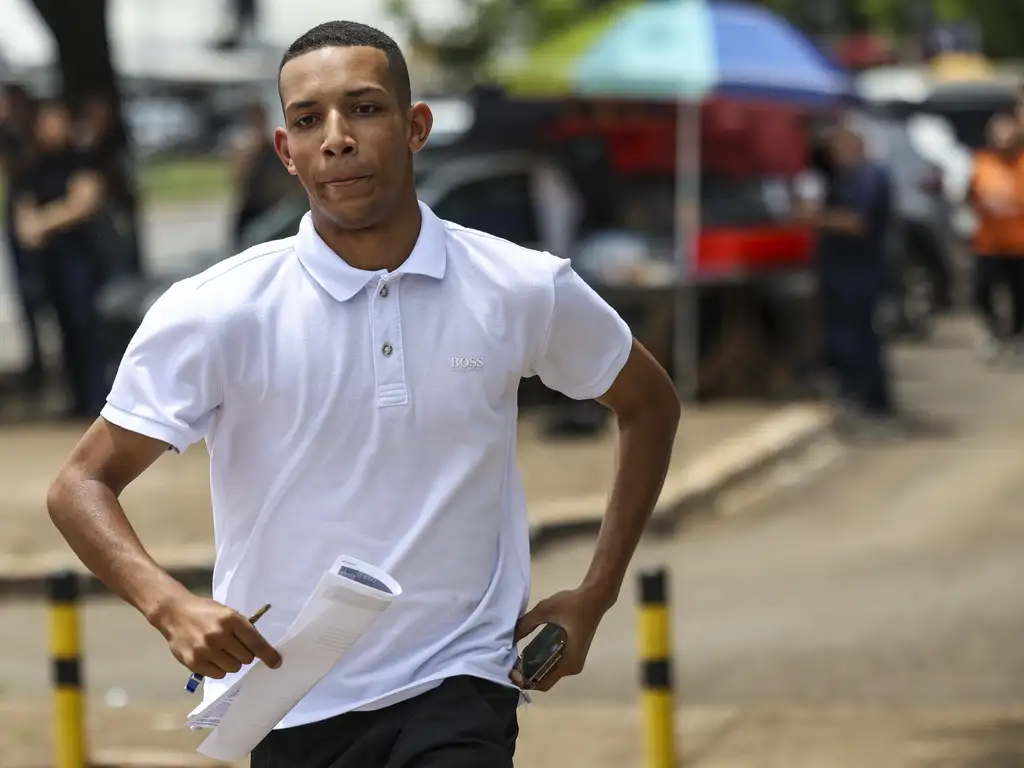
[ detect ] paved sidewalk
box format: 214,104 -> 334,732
0,402 -> 831,589
4,699 -> 1022,767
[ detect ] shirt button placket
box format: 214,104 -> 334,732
372,277 -> 408,407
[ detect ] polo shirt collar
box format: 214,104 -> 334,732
296,200 -> 447,302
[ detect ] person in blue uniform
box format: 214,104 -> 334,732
800,124 -> 898,428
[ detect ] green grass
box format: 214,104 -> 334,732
137,156 -> 234,205
1,157 -> 234,211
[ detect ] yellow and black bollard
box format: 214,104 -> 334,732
638,568 -> 675,768
48,570 -> 86,768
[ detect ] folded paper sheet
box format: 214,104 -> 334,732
185,555 -> 401,761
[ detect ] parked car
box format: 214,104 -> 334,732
97,149 -> 580,359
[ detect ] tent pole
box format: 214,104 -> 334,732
673,99 -> 700,401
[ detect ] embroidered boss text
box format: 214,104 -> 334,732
451,357 -> 484,371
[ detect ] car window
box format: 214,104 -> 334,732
432,173 -> 540,244
238,195 -> 309,250
920,104 -> 1011,150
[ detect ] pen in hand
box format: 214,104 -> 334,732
185,603 -> 272,694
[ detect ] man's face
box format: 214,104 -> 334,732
989,116 -> 1018,152
829,129 -> 862,169
36,104 -> 71,151
274,46 -> 432,231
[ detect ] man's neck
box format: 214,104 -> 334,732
310,193 -> 422,273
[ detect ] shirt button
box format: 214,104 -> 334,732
379,283 -> 389,297
382,343 -> 393,357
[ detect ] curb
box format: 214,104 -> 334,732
0,405 -> 834,600
90,748 -> 231,768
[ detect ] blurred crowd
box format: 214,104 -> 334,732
0,82 -> 285,422
3,74 -> 1024,432
0,85 -> 142,420
969,95 -> 1024,364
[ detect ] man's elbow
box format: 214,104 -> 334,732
653,378 -> 682,431
46,463 -> 86,529
622,372 -> 681,433
47,470 -> 71,525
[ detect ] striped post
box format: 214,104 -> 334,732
638,568 -> 675,768
48,570 -> 86,768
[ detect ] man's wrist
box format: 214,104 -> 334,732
136,575 -> 192,634
578,573 -> 621,613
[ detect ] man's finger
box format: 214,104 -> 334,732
190,660 -> 226,679
530,663 -> 565,692
220,633 -> 256,666
208,647 -> 243,675
235,622 -> 282,668
514,606 -> 548,643
509,658 -> 525,689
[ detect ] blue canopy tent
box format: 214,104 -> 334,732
500,0 -> 857,396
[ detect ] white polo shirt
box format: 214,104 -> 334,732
101,201 -> 633,728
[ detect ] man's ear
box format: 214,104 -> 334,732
273,127 -> 298,175
407,102 -> 433,154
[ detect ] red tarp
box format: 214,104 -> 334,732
542,98 -> 815,277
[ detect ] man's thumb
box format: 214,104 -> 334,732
514,602 -> 548,643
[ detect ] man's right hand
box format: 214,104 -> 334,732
149,592 -> 282,678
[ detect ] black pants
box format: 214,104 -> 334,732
975,254 -> 1024,337
251,676 -> 520,768
819,258 -> 893,415
41,244 -> 109,416
4,203 -> 45,375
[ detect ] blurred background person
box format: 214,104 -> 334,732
0,83 -> 46,395
797,122 -> 897,430
226,100 -> 294,250
968,112 -> 1024,363
76,90 -> 142,277
14,99 -> 109,420
213,0 -> 258,50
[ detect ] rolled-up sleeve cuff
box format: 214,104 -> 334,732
100,403 -> 198,454
563,323 -> 634,401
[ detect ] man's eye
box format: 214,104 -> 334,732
294,115 -> 317,127
354,104 -> 380,115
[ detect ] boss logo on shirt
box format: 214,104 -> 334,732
451,356 -> 484,372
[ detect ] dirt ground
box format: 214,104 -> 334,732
5,698 -> 1024,768
0,405 -> 768,563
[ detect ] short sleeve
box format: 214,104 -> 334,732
100,282 -> 223,453
527,254 -> 633,400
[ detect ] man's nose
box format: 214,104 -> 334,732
321,112 -> 357,156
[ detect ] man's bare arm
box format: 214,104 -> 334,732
512,340 -> 680,690
816,208 -> 865,235
47,418 -> 189,620
36,169 -> 105,234
584,340 -> 681,606
47,419 -> 281,676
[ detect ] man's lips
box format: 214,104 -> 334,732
322,175 -> 371,187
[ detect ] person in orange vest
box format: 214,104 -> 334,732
968,112 -> 1024,363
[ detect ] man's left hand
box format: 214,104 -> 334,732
510,586 -> 611,692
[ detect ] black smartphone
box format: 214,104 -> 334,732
519,623 -> 568,689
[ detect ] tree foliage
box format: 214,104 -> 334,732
388,0 -> 1024,82
758,0 -> 1024,58
386,0 -> 610,85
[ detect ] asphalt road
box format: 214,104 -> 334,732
1,317 -> 1022,725
542,318 -> 1024,711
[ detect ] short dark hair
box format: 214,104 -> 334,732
279,21 -> 411,108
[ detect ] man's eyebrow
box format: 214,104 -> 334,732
284,88 -> 387,113
343,87 -> 387,98
284,99 -> 318,113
